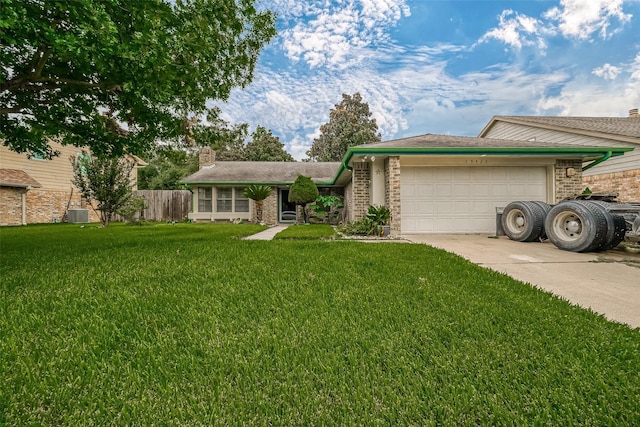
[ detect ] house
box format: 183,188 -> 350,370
0,142 -> 146,225
182,137 -> 631,234
479,109 -> 640,201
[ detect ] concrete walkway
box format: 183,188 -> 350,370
403,234 -> 640,329
243,224 -> 290,240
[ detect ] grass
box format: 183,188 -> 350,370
1,223 -> 639,425
273,223 -> 336,240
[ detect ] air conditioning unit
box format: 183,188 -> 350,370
67,209 -> 89,223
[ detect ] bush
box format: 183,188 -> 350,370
117,195 -> 147,223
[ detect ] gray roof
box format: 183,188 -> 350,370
356,133 -> 613,149
182,161 -> 341,184
0,169 -> 42,188
484,116 -> 640,141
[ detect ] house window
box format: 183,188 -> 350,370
235,188 -> 249,212
198,187 -> 212,212
216,187 -> 233,212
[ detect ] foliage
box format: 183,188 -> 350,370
116,195 -> 147,223
288,174 -> 319,223
0,0 -> 276,158
245,126 -> 295,161
339,205 -> 391,236
307,93 -> 381,162
310,195 -> 344,224
2,223 -> 640,425
366,205 -> 390,228
71,153 -> 135,227
137,146 -> 198,190
338,217 -> 376,236
243,184 -> 273,223
273,224 -> 336,240
204,117 -> 250,161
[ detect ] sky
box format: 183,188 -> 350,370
213,0 -> 640,160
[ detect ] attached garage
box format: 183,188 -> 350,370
401,166 -> 548,233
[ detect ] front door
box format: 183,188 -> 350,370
279,189 -> 297,222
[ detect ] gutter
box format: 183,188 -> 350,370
582,151 -> 612,171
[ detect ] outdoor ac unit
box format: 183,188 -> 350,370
67,209 -> 89,223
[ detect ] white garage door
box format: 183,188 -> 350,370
401,166 -> 547,233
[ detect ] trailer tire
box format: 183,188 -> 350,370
529,201 -> 552,239
501,201 -> 545,242
583,201 -> 626,250
545,201 -> 609,252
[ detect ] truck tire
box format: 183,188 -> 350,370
584,201 -> 625,250
529,201 -> 551,239
501,201 -> 545,242
544,201 -> 609,252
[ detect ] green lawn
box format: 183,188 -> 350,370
1,223 -> 639,425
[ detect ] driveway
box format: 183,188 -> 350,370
403,234 -> 640,329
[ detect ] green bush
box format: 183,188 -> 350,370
117,195 -> 147,222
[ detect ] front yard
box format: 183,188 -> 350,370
1,223 -> 639,425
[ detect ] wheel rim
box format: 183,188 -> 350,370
552,211 -> 583,242
504,209 -> 526,233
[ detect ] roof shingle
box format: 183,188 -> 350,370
182,161 -> 341,184
0,169 -> 42,188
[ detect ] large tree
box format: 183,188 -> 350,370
307,93 -> 381,162
137,145 -> 198,190
0,0 -> 276,159
245,126 -> 294,161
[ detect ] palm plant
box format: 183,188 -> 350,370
243,185 -> 273,223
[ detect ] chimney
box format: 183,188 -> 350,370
199,146 -> 216,168
629,108 -> 639,118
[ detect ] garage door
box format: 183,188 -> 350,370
401,166 -> 547,233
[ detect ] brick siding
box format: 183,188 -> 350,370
583,170 -> 640,202
25,189 -> 99,223
0,187 -> 25,225
385,156 -> 401,232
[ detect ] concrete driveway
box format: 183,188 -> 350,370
403,234 -> 640,329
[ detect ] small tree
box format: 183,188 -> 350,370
288,174 -> 319,224
243,185 -> 272,223
71,152 -> 135,227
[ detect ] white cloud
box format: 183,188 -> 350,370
279,0 -> 411,69
544,0 -> 632,39
479,10 -> 549,50
592,63 -> 621,80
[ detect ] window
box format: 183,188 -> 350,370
216,187 -> 232,212
198,187 -> 212,212
235,188 -> 249,212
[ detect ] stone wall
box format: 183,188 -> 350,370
260,193 -> 278,224
554,160 -> 584,202
385,156 -> 401,232
351,162 -> 371,221
583,170 -> 640,202
0,187 -> 25,225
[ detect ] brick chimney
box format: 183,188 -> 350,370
629,108 -> 639,118
199,146 -> 216,168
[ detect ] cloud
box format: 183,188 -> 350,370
592,63 -> 621,80
544,0 -> 632,39
279,0 -> 411,69
479,10 -> 548,50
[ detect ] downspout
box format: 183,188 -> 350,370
583,151 -> 612,171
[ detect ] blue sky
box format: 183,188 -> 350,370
214,0 -> 640,160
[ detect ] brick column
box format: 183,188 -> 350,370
385,156 -> 401,233
352,162 -> 371,221
554,160 -> 584,202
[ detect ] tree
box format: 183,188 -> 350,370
307,93 -> 381,162
1,1 -> 276,159
137,146 -> 198,190
71,153 -> 135,227
242,185 -> 272,223
245,126 -> 294,162
288,174 -> 319,224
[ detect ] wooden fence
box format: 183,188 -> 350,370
133,190 -> 191,222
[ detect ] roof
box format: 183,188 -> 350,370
479,116 -> 640,143
0,169 -> 42,188
182,161 -> 342,185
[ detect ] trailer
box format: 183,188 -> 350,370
500,194 -> 640,253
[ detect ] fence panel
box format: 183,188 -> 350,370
134,190 -> 191,222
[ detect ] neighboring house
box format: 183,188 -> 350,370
0,142 -> 146,225
479,109 -> 640,201
182,137 -> 630,234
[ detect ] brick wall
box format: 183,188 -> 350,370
261,193 -> 278,224
0,187 -> 25,225
583,170 -> 640,202
25,189 -> 99,223
385,156 -> 401,232
554,160 -> 584,202
352,162 -> 371,221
